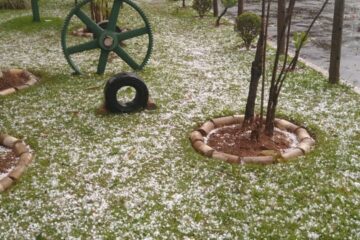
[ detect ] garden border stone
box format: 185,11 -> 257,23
190,115 -> 315,165
0,133 -> 34,192
0,69 -> 38,96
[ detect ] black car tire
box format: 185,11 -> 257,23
104,72 -> 149,113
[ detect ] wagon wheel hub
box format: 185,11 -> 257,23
104,36 -> 114,48
104,37 -> 113,48
99,32 -> 118,50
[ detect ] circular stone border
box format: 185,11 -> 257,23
0,134 -> 34,192
0,69 -> 39,96
189,115 -> 315,165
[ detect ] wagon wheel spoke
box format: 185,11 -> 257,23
107,0 -> 122,31
67,40 -> 99,55
75,9 -> 103,36
97,50 -> 110,74
113,46 -> 140,70
116,27 -> 149,41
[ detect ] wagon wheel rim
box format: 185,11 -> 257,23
61,0 -> 153,75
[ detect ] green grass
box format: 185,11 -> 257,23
0,0 -> 359,239
0,15 -> 63,32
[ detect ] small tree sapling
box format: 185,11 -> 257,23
192,0 -> 212,18
289,0 -> 329,71
242,0 -> 329,139
215,0 -> 237,27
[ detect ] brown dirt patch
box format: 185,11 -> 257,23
71,27 -> 93,37
0,69 -> 30,91
0,147 -> 17,175
206,124 -> 296,157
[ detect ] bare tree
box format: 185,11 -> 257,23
242,0 -> 329,138
265,0 -> 328,135
259,0 -> 271,122
243,0 -> 267,124
277,0 -> 286,54
237,0 -> 244,16
90,0 -> 111,23
289,0 -> 329,71
213,0 -> 218,16
329,0 -> 344,84
265,0 -> 296,136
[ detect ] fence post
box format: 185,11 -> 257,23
31,0 -> 40,22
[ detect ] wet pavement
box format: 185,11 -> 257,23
227,0 -> 360,89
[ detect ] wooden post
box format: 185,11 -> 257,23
31,0 -> 40,22
329,0 -> 345,84
213,0 -> 219,17
277,0 -> 286,54
238,0 -> 244,16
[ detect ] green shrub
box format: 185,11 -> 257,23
192,0 -> 211,18
215,0 -> 237,26
235,12 -> 261,50
221,0 -> 237,8
293,31 -> 308,51
0,0 -> 30,9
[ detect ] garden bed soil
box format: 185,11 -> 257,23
206,124 -> 297,157
0,147 -> 17,177
0,69 -> 31,91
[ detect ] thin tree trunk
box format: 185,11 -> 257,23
260,0 -> 272,123
182,0 -> 186,8
290,53 -> 299,71
265,92 -> 278,135
213,0 -> 218,17
90,1 -> 95,21
215,7 -> 227,26
265,0 -> 296,136
105,0 -> 109,19
277,0 -> 286,55
244,0 -> 266,123
329,0 -> 344,84
238,0 -> 244,16
90,1 -> 105,23
95,5 -> 102,23
290,0 -> 329,71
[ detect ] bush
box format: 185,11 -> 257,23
293,31 -> 308,51
0,0 -> 30,9
221,0 -> 237,8
192,0 -> 211,18
235,12 -> 261,50
215,0 -> 237,26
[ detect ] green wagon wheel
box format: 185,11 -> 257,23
61,0 -> 153,75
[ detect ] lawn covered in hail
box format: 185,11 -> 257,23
0,0 -> 359,239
